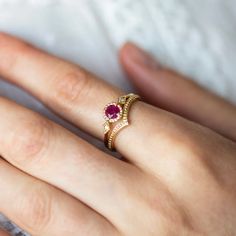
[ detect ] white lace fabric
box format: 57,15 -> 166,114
0,0 -> 236,235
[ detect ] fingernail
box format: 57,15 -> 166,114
124,42 -> 161,69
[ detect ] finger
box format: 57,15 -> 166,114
0,32 -> 121,139
0,229 -> 9,236
0,33 -> 204,175
0,97 -> 140,228
0,159 -> 116,236
119,42 -> 236,141
0,33 -> 168,165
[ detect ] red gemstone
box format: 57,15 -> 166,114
105,104 -> 121,120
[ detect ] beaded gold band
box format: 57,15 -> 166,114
103,93 -> 140,151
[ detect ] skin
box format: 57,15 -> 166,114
0,33 -> 235,236
0,230 -> 9,236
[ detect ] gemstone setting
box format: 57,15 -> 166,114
104,103 -> 122,122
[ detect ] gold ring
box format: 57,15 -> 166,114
103,93 -> 140,151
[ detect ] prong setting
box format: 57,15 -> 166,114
103,103 -> 123,123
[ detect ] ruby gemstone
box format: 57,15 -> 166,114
105,104 -> 121,120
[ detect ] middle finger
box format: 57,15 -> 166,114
0,97 -> 138,227
0,33 -> 196,173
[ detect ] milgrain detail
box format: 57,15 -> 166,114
108,121 -> 129,150
107,94 -> 140,150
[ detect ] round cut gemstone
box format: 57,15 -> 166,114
105,104 -> 121,120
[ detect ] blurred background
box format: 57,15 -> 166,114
0,0 -> 236,235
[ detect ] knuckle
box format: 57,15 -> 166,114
151,115 -> 208,168
18,184 -> 52,232
50,69 -> 91,112
166,123 -> 218,178
165,118 -> 205,162
145,189 -> 194,235
9,116 -> 52,166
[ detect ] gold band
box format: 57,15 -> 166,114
103,93 -> 140,151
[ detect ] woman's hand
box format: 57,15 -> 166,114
0,33 -> 236,236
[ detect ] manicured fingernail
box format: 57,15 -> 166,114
124,42 -> 161,69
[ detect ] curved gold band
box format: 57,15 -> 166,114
103,93 -> 140,151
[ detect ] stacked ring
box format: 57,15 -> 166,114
103,93 -> 140,151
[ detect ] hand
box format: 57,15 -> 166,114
0,33 -> 236,236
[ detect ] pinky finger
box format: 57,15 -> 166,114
0,160 -> 117,236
